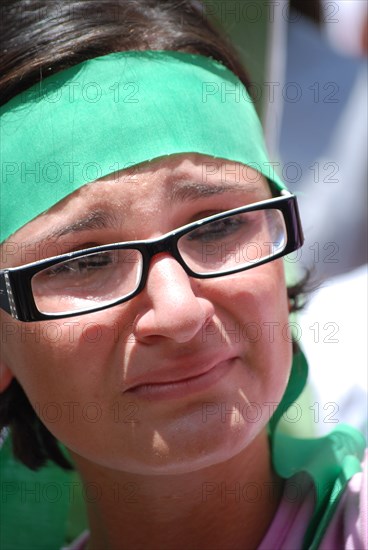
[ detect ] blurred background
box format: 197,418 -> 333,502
208,0 -> 367,437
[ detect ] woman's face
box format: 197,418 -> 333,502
0,154 -> 292,474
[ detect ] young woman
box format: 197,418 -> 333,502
0,2 -> 366,549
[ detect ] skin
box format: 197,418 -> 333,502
0,154 -> 292,549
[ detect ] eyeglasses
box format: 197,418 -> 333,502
0,192 -> 303,322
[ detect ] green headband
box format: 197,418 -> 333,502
0,50 -> 286,243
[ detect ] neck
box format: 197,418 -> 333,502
71,430 -> 283,550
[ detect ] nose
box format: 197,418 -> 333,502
133,254 -> 215,343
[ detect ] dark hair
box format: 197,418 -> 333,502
0,0 -> 309,470
0,0 -> 253,105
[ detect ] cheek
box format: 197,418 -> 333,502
0,316 -> 121,406
244,263 -> 292,407
204,260 -> 292,403
0,317 -> 132,459
205,259 -> 290,337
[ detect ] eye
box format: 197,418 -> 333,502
47,252 -> 114,277
31,248 -> 144,314
186,213 -> 252,243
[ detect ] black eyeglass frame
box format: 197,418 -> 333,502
0,191 -> 303,322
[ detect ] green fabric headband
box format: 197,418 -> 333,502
0,50 -> 286,243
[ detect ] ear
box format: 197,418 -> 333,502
0,361 -> 14,392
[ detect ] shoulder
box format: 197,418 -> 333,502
320,448 -> 367,549
259,449 -> 367,550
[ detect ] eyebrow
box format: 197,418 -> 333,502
169,180 -> 260,203
27,209 -> 121,246
30,180 -> 264,245
52,209 -> 120,238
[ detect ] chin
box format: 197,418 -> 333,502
119,418 -> 264,476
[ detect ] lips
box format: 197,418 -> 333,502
124,355 -> 237,400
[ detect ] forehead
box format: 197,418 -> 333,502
4,154 -> 272,249
64,153 -> 272,204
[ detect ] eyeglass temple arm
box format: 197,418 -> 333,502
0,271 -> 16,318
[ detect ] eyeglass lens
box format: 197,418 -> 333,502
31,208 -> 287,315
